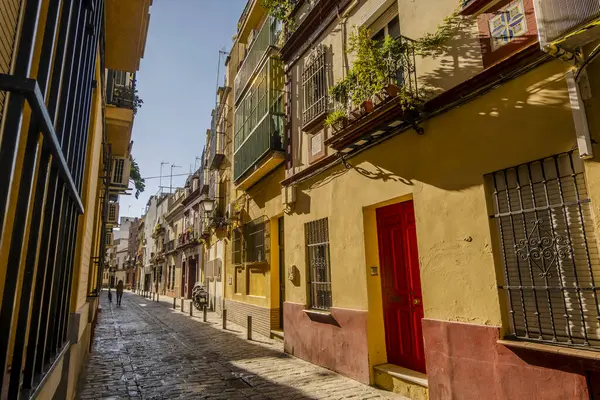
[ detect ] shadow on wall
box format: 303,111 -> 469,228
417,12 -> 484,97
310,60 -> 580,193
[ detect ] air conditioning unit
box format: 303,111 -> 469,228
107,202 -> 119,225
534,0 -> 600,51
110,156 -> 131,188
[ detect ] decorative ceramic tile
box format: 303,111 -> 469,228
489,0 -> 527,51
310,131 -> 323,157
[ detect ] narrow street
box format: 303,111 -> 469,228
79,291 -> 399,400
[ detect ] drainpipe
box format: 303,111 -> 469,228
337,0 -> 359,78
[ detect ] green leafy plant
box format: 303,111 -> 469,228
261,0 -> 297,44
129,156 -> 145,199
324,109 -> 347,128
346,27 -> 388,106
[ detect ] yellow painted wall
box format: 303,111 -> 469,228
225,166 -> 284,309
72,56 -> 103,310
287,0 -> 484,179
285,60 -> 578,332
396,0 -> 484,95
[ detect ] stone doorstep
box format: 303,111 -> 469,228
374,363 -> 429,388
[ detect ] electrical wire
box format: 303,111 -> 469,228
141,172 -> 191,180
576,43 -> 600,81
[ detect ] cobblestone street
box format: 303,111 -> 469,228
79,291 -> 401,400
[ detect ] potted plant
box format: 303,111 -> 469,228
324,109 -> 348,133
381,35 -> 409,98
347,27 -> 386,116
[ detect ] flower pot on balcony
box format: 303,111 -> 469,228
332,117 -> 348,134
385,83 -> 399,98
361,99 -> 374,113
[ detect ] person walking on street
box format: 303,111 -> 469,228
107,287 -> 112,304
116,280 -> 124,306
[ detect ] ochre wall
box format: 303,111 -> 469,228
72,56 -> 104,310
396,0 -> 484,95
225,166 -> 284,309
284,60 -> 589,384
286,59 -> 574,320
287,0 -> 484,178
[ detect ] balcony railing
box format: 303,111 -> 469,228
234,17 -> 279,103
208,130 -> 226,169
233,113 -> 284,181
178,230 -> 198,248
107,69 -> 135,110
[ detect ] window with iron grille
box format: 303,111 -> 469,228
487,151 -> 600,348
302,46 -> 328,127
112,158 -> 125,184
232,228 -> 242,265
305,218 -> 332,310
245,217 -> 268,263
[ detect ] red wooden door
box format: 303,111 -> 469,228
376,200 -> 426,373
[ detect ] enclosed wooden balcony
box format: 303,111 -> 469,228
105,0 -> 152,73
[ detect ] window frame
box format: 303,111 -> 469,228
305,218 -> 333,311
302,45 -> 328,130
487,151 -> 600,349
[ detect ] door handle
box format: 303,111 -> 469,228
413,298 -> 421,305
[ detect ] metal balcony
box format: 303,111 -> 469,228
234,17 -> 279,104
107,69 -> 136,110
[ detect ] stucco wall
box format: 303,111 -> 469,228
225,166 -> 284,310
285,59 -> 576,328
287,0 -> 484,176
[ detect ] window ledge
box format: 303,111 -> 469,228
498,339 -> 600,360
302,109 -> 328,132
303,308 -> 339,325
374,363 -> 428,388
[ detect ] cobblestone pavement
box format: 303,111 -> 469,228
78,291 -> 403,400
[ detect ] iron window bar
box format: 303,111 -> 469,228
489,151 -> 600,348
305,218 -> 332,310
302,45 -> 328,127
0,74 -> 84,214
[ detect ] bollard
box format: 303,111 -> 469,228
173,297 -> 176,309
203,305 -> 207,322
181,298 -> 184,312
247,315 -> 252,340
157,293 -> 159,302
189,302 -> 193,317
222,309 -> 227,330
152,292 -> 154,301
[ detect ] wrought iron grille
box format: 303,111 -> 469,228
302,46 -> 328,127
0,0 -> 104,396
232,228 -> 242,265
488,151 -> 600,348
245,216 -> 268,263
305,218 -> 332,310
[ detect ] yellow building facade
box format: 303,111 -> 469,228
0,0 -> 150,398
280,0 -> 600,398
222,0 -> 287,338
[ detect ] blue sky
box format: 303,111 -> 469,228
121,0 -> 246,217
